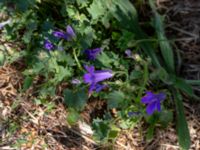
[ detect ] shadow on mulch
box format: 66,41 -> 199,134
46,125 -> 96,149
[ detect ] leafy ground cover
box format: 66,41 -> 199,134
0,0 -> 200,149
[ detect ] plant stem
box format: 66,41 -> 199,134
114,71 -> 129,82
135,62 -> 148,102
73,49 -> 83,71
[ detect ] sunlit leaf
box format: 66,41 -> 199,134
67,109 -> 80,125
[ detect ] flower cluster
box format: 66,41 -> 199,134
44,25 -> 167,115
44,25 -> 75,51
44,25 -> 108,94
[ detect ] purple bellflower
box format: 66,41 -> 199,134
53,31 -> 67,39
83,66 -> 113,94
84,48 -> 102,60
66,25 -> 76,38
44,40 -> 54,51
94,84 -> 108,93
141,91 -> 166,115
53,25 -> 76,41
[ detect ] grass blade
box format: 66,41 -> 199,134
186,79 -> 200,85
173,89 -> 190,150
149,0 -> 175,73
175,77 -> 194,97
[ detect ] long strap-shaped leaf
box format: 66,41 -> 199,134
173,89 -> 190,150
149,0 -> 175,73
105,0 -> 161,69
186,79 -> 200,85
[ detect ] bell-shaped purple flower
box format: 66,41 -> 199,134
53,25 -> 75,41
44,40 -> 54,51
141,91 -> 166,115
66,25 -> 76,39
89,84 -> 108,93
53,31 -> 68,40
83,66 -> 113,94
84,48 -> 102,60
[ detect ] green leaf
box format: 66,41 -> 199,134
97,52 -> 113,67
76,0 -> 89,7
107,91 -> 125,109
0,51 -> 5,66
135,62 -> 148,102
55,66 -> 72,82
46,103 -> 55,112
65,54 -> 75,66
130,70 -> 143,80
92,119 -> 110,141
175,77 -> 194,97
22,76 -> 33,91
150,67 -> 177,85
116,30 -> 135,49
108,130 -> 118,139
173,90 -> 190,150
40,86 -> 56,97
108,125 -> 120,139
146,125 -> 155,141
105,0 -> 138,32
64,88 -> 88,111
158,110 -> 173,128
27,62 -> 45,75
87,0 -> 107,21
67,109 -> 80,125
22,30 -> 33,44
79,26 -> 95,49
149,0 -> 175,73
186,80 -> 200,86
16,0 -> 35,12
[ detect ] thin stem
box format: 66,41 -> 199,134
114,71 -> 129,82
73,49 -> 83,71
136,62 -> 148,102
